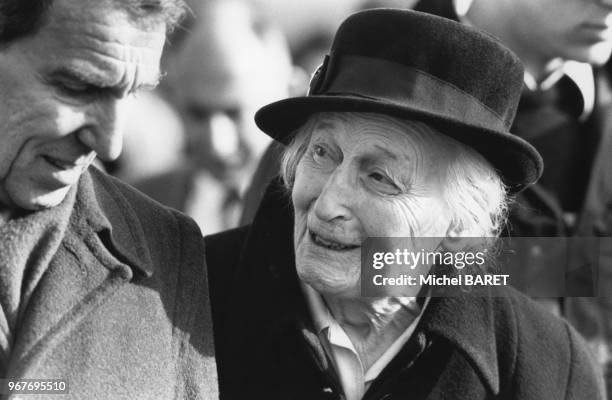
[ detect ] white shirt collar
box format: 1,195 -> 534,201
302,283 -> 428,394
525,61 -> 595,121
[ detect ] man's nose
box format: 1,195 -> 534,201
77,98 -> 127,161
312,166 -> 354,223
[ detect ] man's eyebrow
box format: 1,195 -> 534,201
47,67 -> 163,93
47,67 -> 105,87
134,72 -> 164,92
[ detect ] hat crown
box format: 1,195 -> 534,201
313,9 -> 524,129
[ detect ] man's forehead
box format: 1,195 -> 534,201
32,0 -> 167,89
47,0 -> 167,44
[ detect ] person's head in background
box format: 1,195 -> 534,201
292,31 -> 334,78
459,0 -> 612,82
164,0 -> 294,188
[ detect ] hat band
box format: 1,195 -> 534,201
315,54 -> 509,132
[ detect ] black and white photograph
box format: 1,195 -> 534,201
0,0 -> 611,398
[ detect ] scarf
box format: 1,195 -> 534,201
0,188 -> 76,376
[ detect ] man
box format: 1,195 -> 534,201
0,0 -> 217,397
413,0 -> 612,394
136,0 -> 296,235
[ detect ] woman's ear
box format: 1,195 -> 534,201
441,225 -> 468,252
441,225 -> 486,252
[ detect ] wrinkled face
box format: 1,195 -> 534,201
292,113 -> 452,298
0,0 -> 166,212
508,0 -> 612,65
168,0 -> 290,182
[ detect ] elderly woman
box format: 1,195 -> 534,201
205,9 -> 604,400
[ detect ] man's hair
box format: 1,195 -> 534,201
280,112 -> 509,240
0,0 -> 187,44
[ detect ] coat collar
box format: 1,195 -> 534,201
417,296 -> 500,393
79,167 -> 154,277
240,178 -> 502,395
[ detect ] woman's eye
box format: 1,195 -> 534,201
313,144 -> 327,158
370,172 -> 386,182
368,171 -> 401,194
312,144 -> 333,165
310,143 -> 340,171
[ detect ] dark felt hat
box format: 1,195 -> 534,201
255,9 -> 543,193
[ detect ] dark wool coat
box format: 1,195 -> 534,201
4,168 -> 218,399
205,179 -> 603,400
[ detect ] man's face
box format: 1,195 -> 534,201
508,0 -> 612,66
0,0 -> 166,211
168,1 -> 289,182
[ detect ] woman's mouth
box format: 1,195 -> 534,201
309,230 -> 360,251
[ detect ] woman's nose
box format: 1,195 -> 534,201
312,167 -> 354,222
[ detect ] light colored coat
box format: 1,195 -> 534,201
4,168 -> 218,399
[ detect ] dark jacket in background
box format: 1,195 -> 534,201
5,168 -> 218,399
206,179 -> 603,400
414,0 -> 612,393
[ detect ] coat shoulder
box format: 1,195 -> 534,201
88,167 -> 206,282
133,167 -> 194,211
80,168 -> 217,398
497,288 -> 604,399
89,166 -> 202,240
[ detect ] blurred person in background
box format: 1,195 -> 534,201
293,31 -> 335,78
413,0 -> 612,394
136,0 -> 298,235
108,92 -> 185,183
103,0 -> 196,184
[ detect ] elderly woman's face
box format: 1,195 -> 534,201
292,113 -> 453,298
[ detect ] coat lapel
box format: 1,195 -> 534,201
7,169 -> 153,377
419,295 -> 501,394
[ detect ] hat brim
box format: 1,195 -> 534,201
255,95 -> 543,193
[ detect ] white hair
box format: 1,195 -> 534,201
280,112 -> 509,240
